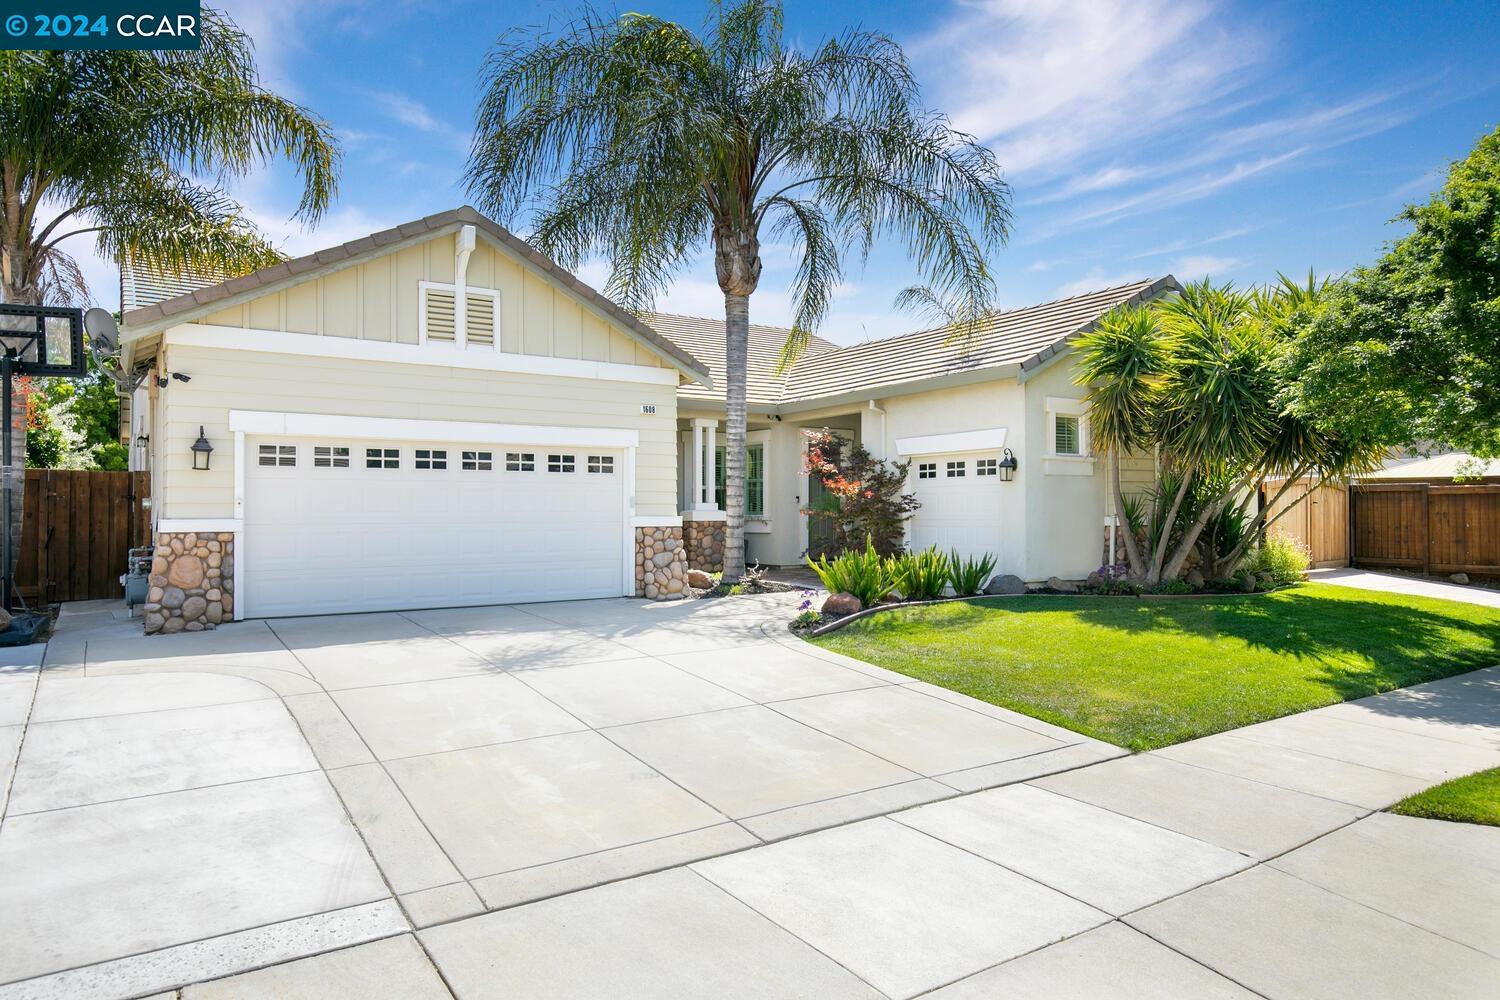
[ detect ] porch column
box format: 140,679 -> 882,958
691,417 -> 718,511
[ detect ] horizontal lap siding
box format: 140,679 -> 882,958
158,344 -> 678,519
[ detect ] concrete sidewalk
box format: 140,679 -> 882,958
1310,567 -> 1500,608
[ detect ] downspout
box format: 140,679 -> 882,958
453,224 -> 476,349
865,399 -> 886,460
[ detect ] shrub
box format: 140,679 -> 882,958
948,551 -> 997,597
1154,577 -> 1194,595
802,429 -> 920,558
1249,532 -> 1310,586
887,547 -> 949,601
807,536 -> 892,606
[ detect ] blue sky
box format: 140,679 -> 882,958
80,0 -> 1500,344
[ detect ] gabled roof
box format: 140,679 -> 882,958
119,206 -> 713,384
657,276 -> 1177,412
647,313 -> 840,409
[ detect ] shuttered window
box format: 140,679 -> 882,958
466,292 -> 497,347
423,287 -> 456,343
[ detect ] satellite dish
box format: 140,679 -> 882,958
83,308 -> 118,353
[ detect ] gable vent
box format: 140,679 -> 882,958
425,288 -> 456,342
466,292 -> 496,347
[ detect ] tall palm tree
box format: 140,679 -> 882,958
466,0 -> 1010,580
0,7 -> 340,307
0,7 -> 339,600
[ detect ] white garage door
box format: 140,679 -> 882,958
244,437 -> 626,617
906,453 -> 1008,565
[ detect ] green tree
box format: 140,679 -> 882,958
0,10 -> 340,306
1285,126 -> 1500,457
465,0 -> 1010,580
1076,278 -> 1382,585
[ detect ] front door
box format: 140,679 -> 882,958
805,472 -> 839,559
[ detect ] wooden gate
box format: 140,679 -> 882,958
16,470 -> 152,603
1263,478 -> 1349,568
1351,483 -> 1500,577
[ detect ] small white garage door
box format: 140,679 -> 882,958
244,437 -> 626,617
905,453 -> 1008,565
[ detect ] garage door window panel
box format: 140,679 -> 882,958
547,454 -> 576,473
314,446 -> 350,468
258,444 -> 296,467
415,449 -> 448,470
463,451 -> 493,471
367,448 -> 400,469
506,452 -> 535,472
946,461 -> 966,478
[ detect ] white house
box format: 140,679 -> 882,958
118,206 -> 1172,632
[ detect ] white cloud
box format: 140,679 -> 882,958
1170,254 -> 1244,280
917,0 -> 1257,180
365,90 -> 471,153
1051,269 -> 1149,298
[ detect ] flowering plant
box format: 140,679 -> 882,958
801,429 -> 919,558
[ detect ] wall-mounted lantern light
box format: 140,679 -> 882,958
998,447 -> 1018,482
190,426 -> 213,471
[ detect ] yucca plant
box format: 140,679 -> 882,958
806,537 -> 892,607
947,551 -> 997,597
887,546 -> 949,601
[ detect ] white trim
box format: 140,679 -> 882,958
894,427 -> 1008,457
156,518 -> 243,533
229,410 -> 640,449
165,323 -> 680,386
233,430 -> 246,620
622,446 -> 638,596
1044,396 -> 1091,462
453,224 -> 476,349
680,509 -> 727,522
633,515 -> 683,528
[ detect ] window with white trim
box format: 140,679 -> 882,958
917,462 -> 937,479
415,449 -> 448,470
587,455 -> 614,474
366,448 -> 399,469
462,450 -> 493,471
313,446 -> 349,468
505,452 -> 535,472
976,458 -> 998,476
547,454 -> 576,473
258,444 -> 296,467
713,442 -> 766,517
946,461 -> 966,478
1054,414 -> 1082,456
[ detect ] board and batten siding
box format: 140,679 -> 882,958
156,343 -> 679,520
196,232 -> 666,368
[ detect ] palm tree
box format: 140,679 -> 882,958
466,0 -> 1010,580
0,8 -> 340,307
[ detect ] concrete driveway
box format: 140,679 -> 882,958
1,593 -> 1121,998
3,595 -> 1498,998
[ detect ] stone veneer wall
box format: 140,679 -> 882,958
683,518 -> 726,573
145,532 -> 234,634
635,525 -> 688,600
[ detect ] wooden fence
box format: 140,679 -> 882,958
16,470 -> 152,604
1263,478 -> 1349,568
1352,483 -> 1500,577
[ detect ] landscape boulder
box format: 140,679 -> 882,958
686,569 -> 714,589
821,592 -> 863,617
1046,576 -> 1080,593
1186,568 -> 1206,589
1450,572 -> 1470,585
984,574 -> 1026,596
0,607 -> 10,631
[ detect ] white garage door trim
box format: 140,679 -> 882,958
218,411 -> 640,619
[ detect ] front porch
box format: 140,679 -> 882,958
675,409 -> 867,571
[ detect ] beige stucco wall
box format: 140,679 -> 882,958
1021,355 -> 1108,579
196,231 -> 666,368
156,342 -> 679,520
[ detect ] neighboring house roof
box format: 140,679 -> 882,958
648,313 -> 840,409
118,206 -> 714,385
1360,452 -> 1500,481
659,276 -> 1176,413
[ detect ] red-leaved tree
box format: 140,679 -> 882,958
802,429 -> 919,558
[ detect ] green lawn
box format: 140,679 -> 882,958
1390,768 -> 1500,827
811,582 -> 1500,751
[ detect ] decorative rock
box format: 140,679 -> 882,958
143,611 -> 165,631
984,574 -> 1027,596
1085,570 -> 1103,588
160,586 -> 186,610
151,557 -> 167,575
1240,574 -> 1258,592
1187,568 -> 1206,589
206,603 -> 223,624
185,621 -> 204,632
167,554 -> 205,589
181,596 -> 208,621
208,552 -> 222,569
1256,573 -> 1275,591
161,617 -> 186,634
169,537 -> 184,555
0,608 -> 10,631
1046,576 -> 1080,593
686,569 -> 713,589
147,586 -> 164,603
822,592 -> 863,617
1450,572 -> 1470,585
205,588 -> 221,602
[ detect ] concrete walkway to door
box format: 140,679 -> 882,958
2,593 -> 1498,998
